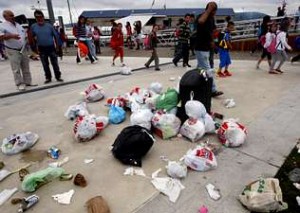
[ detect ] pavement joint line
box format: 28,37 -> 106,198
0,61 -> 173,99
231,148 -> 281,169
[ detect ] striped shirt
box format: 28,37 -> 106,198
178,21 -> 191,43
75,24 -> 87,40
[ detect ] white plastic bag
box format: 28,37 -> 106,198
145,93 -> 159,110
166,161 -> 187,179
84,84 -> 105,102
223,99 -> 236,108
217,119 -> 247,147
120,66 -> 132,75
64,102 -> 89,120
204,114 -> 215,133
149,82 -> 163,94
180,118 -> 205,142
130,109 -> 153,130
1,132 -> 39,155
185,92 -> 207,120
152,111 -> 181,139
184,145 -> 217,172
73,115 -> 108,142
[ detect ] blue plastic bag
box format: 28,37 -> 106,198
109,105 -> 126,124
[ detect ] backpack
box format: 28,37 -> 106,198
259,35 -> 266,46
144,34 -> 151,50
217,32 -> 228,49
111,125 -> 155,167
266,33 -> 277,54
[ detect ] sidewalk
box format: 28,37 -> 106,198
0,58 -> 299,213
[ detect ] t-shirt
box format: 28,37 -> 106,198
31,23 -> 57,47
194,14 -> 216,51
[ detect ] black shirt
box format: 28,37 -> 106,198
194,14 -> 216,51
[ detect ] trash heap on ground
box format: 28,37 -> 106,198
1,68 -> 292,212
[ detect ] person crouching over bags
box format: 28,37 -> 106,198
110,23 -> 125,67
144,24 -> 160,71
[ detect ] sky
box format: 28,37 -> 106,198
0,0 -> 299,23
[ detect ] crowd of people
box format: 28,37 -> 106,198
0,2 -> 299,93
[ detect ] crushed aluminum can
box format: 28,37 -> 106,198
47,146 -> 61,159
18,194 -> 39,212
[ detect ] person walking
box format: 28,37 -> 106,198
172,13 -> 191,67
30,10 -> 63,84
0,10 -> 36,91
144,24 -> 160,71
73,15 -> 96,64
86,19 -> 98,60
256,15 -> 272,69
291,36 -> 300,62
269,19 -> 292,73
93,26 -> 101,54
110,23 -> 125,66
125,22 -> 133,49
195,2 -> 223,97
134,20 -> 142,50
263,22 -> 278,74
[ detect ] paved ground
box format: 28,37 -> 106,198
0,56 -> 299,213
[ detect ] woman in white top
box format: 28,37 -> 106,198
263,22 -> 277,74
269,19 -> 292,73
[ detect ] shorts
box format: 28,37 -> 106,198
219,49 -> 231,68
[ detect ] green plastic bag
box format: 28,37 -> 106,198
155,89 -> 178,112
21,167 -> 65,192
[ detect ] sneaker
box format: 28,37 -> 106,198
217,72 -> 226,78
212,91 -> 224,98
92,60 -> 98,64
18,84 -> 26,91
184,63 -> 192,67
144,64 -> 149,68
111,62 -> 115,67
155,68 -> 161,71
44,79 -> 52,84
172,60 -> 178,67
56,78 -> 64,82
224,70 -> 232,76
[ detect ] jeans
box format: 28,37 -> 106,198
195,50 -> 217,92
173,42 -> 189,65
38,46 -> 61,80
86,39 -> 97,59
270,50 -> 288,70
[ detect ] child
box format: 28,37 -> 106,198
263,22 -> 278,74
144,24 -> 160,71
110,23 -> 125,66
217,21 -> 234,77
269,18 -> 292,73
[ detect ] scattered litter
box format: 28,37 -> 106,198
223,99 -> 236,108
19,168 -> 29,181
49,157 -> 69,168
22,167 -> 65,192
108,105 -> 126,124
239,178 -> 288,212
149,82 -> 163,94
130,109 -> 153,130
47,146 -> 61,159
180,118 -> 205,142
293,183 -> 300,190
108,80 -> 114,84
59,173 -> 73,181
83,84 -> 105,102
152,111 -> 181,139
18,194 -> 39,212
288,168 -> 300,183
296,196 -> 300,206
217,119 -> 247,147
184,145 -> 217,172
74,115 -> 109,142
155,88 -> 179,112
151,169 -> 185,203
84,159 -> 94,164
198,205 -> 208,213
206,183 -> 221,201
204,114 -> 216,133
166,161 -> 187,179
52,189 -> 75,205
169,77 -> 176,81
64,102 -> 89,120
0,163 -> 31,182
120,66 -> 132,75
123,167 -> 146,176
1,132 -> 39,155
74,173 -> 87,187
11,198 -> 22,205
297,140 -> 300,153
112,125 -> 155,167
160,156 -> 169,162
86,196 -> 110,213
185,92 -> 207,120
0,188 -> 18,206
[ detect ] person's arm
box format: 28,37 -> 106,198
51,25 -> 59,48
0,25 -> 20,40
198,4 -> 216,24
280,32 -> 292,50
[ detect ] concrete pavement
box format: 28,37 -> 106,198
0,56 -> 299,213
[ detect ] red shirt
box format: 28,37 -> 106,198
110,29 -> 124,48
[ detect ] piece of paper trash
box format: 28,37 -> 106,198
151,169 -> 185,203
199,205 -> 208,213
49,157 -> 69,168
224,99 -> 236,108
84,159 -> 94,164
52,189 -> 75,205
123,167 -> 146,177
0,188 -> 18,206
296,196 -> 300,206
296,142 -> 300,154
205,183 -> 221,201
169,77 -> 176,81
